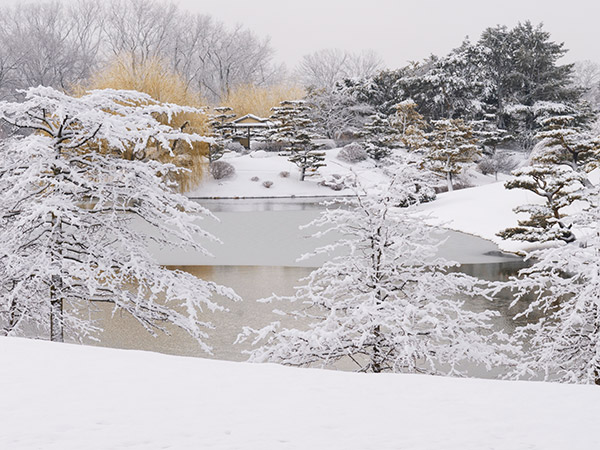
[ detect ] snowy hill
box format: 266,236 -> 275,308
1,337 -> 599,450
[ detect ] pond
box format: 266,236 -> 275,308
79,198 -> 530,375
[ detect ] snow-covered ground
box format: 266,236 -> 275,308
187,149 -> 387,198
417,181 -> 544,253
2,337 -> 599,450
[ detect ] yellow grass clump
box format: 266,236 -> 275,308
85,55 -> 210,192
223,83 -> 305,118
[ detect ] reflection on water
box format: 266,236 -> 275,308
193,197 -> 336,212
80,261 -> 534,372
80,266 -> 313,361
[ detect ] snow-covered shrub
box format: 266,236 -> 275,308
250,176 -> 260,182
263,180 -> 274,188
249,150 -> 271,158
226,141 -> 245,153
251,140 -> 286,152
279,171 -> 290,178
337,143 -> 368,163
319,174 -> 346,191
210,160 -> 235,180
314,139 -> 336,150
478,152 -> 518,179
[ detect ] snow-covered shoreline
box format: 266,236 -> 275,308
2,337 -> 599,450
187,149 -> 537,254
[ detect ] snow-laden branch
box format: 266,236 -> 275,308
0,87 -> 239,350
239,165 -> 515,375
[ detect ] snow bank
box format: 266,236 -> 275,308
416,181 -> 544,253
2,337 -> 599,450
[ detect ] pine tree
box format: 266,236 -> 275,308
422,119 -> 480,191
360,113 -> 399,160
239,170 -> 512,374
470,113 -> 512,154
497,165 -> 586,243
269,100 -> 325,181
479,22 -> 580,125
533,103 -> 600,179
497,186 -> 600,384
391,99 -> 427,137
390,99 -> 429,150
207,106 -> 236,163
470,113 -> 514,179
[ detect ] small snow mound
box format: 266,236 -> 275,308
249,150 -> 273,159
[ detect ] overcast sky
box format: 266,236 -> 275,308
177,0 -> 599,69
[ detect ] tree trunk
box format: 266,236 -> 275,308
50,300 -> 64,342
371,325 -> 383,373
300,166 -> 306,182
446,172 -> 454,192
49,211 -> 64,343
50,275 -> 64,343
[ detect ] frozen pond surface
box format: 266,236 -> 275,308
150,198 -> 521,266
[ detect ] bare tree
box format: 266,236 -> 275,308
0,0 -> 282,104
0,1 -> 104,97
102,0 -> 179,68
298,48 -> 384,90
572,60 -> 600,108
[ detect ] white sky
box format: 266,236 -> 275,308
176,0 -> 600,69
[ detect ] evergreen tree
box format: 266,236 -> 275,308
360,114 -> 400,161
404,40 -> 490,120
422,119 -> 480,191
533,102 -> 600,178
470,113 -> 514,179
337,69 -> 407,116
269,100 -> 325,181
470,113 -> 512,155
479,22 -> 581,145
498,165 -> 586,243
305,85 -> 372,140
207,106 -> 236,163
497,186 -> 600,384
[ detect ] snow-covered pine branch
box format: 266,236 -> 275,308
421,119 -> 481,192
498,164 -> 586,243
239,167 -> 513,374
495,186 -> 600,384
0,87 -> 238,351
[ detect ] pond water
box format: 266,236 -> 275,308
151,197 -> 521,266
84,261 -> 530,368
77,198 -> 530,375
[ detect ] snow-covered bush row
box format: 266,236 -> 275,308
226,141 -> 245,153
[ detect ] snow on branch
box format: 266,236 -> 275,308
0,87 -> 238,349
